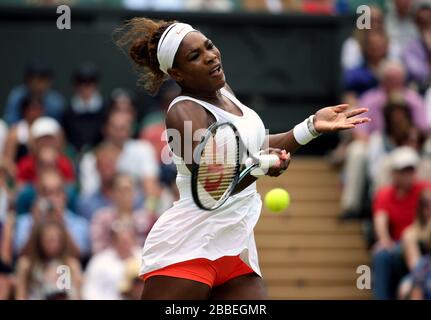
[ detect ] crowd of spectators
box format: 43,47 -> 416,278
2,0 -> 431,301
334,0 -> 431,300
0,0 -> 393,15
0,60 -> 180,300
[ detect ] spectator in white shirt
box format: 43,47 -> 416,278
82,224 -> 141,300
341,6 -> 399,71
80,111 -> 161,212
385,0 -> 419,59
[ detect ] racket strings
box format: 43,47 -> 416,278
197,162 -> 237,200
200,136 -> 238,165
196,126 -> 240,206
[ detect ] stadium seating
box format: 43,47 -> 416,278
256,157 -> 372,299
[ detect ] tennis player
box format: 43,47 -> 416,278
115,18 -> 370,299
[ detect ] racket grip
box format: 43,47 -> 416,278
257,154 -> 280,169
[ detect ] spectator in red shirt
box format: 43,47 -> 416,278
16,117 -> 74,187
373,146 -> 431,299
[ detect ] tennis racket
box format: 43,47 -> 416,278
191,121 -> 279,211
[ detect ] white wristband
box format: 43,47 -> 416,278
293,115 -> 321,145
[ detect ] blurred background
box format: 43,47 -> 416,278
0,0 -> 431,300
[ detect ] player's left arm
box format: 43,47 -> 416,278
266,104 -> 370,152
224,85 -> 369,154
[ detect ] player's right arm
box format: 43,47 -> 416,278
165,100 -> 215,173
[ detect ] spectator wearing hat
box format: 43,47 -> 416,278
61,63 -> 107,154
2,95 -> 44,177
14,117 -> 78,216
16,117 -> 75,187
3,59 -> 65,125
403,0 -> 431,94
339,60 -> 428,220
372,146 -> 431,299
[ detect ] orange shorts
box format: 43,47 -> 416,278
142,255 -> 255,288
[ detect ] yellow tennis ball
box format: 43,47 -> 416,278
264,188 -> 290,213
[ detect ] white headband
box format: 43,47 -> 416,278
157,23 -> 197,75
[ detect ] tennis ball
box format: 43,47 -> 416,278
264,188 -> 290,213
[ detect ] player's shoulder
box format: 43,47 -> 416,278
168,98 -> 206,116
166,99 -> 210,130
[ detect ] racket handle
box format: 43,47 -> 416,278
248,154 -> 280,177
257,154 -> 280,169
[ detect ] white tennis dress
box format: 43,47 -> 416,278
139,87 -> 267,277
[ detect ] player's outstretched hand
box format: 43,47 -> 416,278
313,104 -> 370,133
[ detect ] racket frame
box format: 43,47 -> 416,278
191,121 -> 278,211
191,121 -> 241,211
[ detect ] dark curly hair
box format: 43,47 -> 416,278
114,18 -> 177,96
